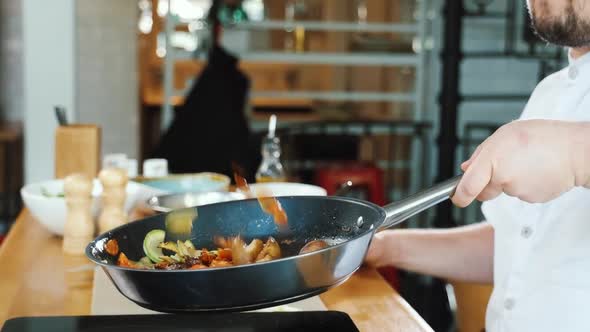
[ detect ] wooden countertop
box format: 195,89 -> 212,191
0,210 -> 433,332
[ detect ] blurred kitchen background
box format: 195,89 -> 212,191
0,0 -> 566,330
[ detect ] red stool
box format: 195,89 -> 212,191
314,163 -> 399,290
314,163 -> 386,206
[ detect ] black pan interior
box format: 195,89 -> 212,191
88,196 -> 385,265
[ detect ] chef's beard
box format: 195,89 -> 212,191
529,3 -> 590,47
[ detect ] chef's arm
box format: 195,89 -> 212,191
572,123 -> 590,189
366,222 -> 494,284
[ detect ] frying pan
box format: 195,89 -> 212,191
86,175 -> 461,313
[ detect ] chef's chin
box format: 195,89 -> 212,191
528,0 -> 590,48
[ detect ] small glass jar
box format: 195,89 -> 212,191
255,135 -> 286,183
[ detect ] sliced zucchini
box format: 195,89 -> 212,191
143,229 -> 165,263
158,241 -> 179,253
187,247 -> 201,258
158,240 -> 205,258
159,256 -> 177,263
139,256 -> 153,265
170,254 -> 184,262
137,256 -> 155,269
177,240 -> 189,257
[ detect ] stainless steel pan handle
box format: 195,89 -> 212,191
380,175 -> 462,230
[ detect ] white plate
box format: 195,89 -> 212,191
240,182 -> 327,197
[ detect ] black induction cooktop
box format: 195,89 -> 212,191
1,311 -> 359,332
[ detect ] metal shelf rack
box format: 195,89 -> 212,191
160,0 -> 434,129
159,0 -> 434,196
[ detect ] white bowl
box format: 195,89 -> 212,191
147,191 -> 248,213
241,182 -> 327,197
140,172 -> 231,194
20,179 -> 166,235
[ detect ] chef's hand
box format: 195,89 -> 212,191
452,119 -> 590,207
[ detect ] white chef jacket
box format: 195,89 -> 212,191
483,50 -> 590,332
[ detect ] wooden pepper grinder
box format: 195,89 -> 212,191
98,167 -> 128,234
63,173 -> 94,255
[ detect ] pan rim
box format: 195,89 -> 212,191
85,195 -> 386,273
